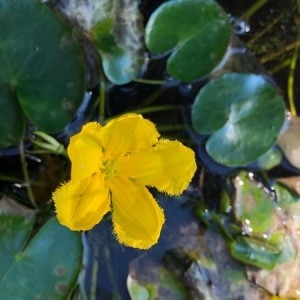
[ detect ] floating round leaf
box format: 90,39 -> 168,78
257,147 -> 282,170
145,0 -> 230,82
0,217 -> 82,299
191,73 -> 285,166
0,85 -> 25,147
0,0 -> 85,147
0,215 -> 34,278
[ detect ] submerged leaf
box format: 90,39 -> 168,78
55,0 -> 144,84
145,0 -> 230,82
92,0 -> 144,84
233,172 -> 275,234
127,219 -> 268,300
246,200 -> 300,297
127,275 -> 151,300
230,236 -> 282,270
230,174 -> 300,297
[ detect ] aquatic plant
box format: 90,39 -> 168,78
53,113 -> 196,249
0,0 -> 298,298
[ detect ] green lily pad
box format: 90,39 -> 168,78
0,216 -> 82,299
0,215 -> 34,277
0,0 -> 85,147
0,85 -> 25,147
257,147 -> 282,170
145,0 -> 230,82
192,73 -> 285,166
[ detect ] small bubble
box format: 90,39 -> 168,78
242,219 -> 253,234
230,16 -> 250,35
237,178 -> 244,186
257,182 -> 263,189
248,172 -> 254,179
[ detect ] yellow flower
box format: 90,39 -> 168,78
52,113 -> 196,249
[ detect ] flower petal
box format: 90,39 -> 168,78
110,177 -> 165,249
53,173 -> 110,231
102,114 -> 159,159
118,139 -> 196,195
68,122 -> 104,180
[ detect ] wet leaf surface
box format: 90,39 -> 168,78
0,215 -> 34,278
145,0 -> 230,82
55,0 -> 144,84
246,183 -> 300,298
93,0 -> 144,84
0,86 -> 25,147
0,216 -> 82,299
192,73 -> 285,166
233,172 -> 275,234
0,0 -> 85,147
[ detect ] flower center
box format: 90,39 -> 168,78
101,159 -> 117,180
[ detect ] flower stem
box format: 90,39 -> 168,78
287,47 -> 298,116
241,0 -> 269,21
260,39 -> 300,64
134,78 -> 166,85
99,69 -> 107,123
157,124 -> 187,132
287,0 -> 300,116
89,255 -> 98,300
132,105 -> 179,115
19,139 -> 38,208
